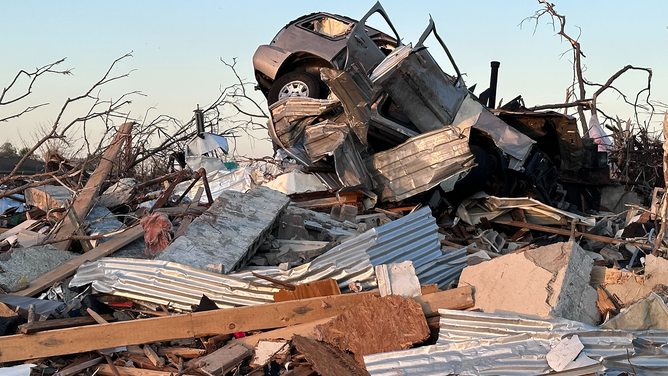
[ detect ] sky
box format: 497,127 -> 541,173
1,0 -> 667,157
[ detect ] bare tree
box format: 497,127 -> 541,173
0,53 -> 139,197
521,1 -> 653,137
0,58 -> 72,123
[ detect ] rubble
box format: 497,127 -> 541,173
1,3 -> 668,376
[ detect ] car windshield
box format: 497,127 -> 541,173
302,16 -> 352,38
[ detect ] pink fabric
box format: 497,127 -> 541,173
140,213 -> 173,256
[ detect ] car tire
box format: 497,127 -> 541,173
268,72 -> 321,105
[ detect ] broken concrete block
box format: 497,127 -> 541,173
375,261 -> 421,298
0,244 -> 77,292
604,254 -> 668,306
458,241 -> 600,326
277,214 -> 309,240
313,295 -> 430,364
330,205 -> 357,223
276,239 -> 329,262
600,247 -> 624,264
276,248 -> 302,264
24,185 -> 72,214
157,186 -> 290,273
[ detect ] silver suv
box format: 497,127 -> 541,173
252,3 -> 400,104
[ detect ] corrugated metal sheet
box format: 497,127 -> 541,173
236,207 -> 453,289
70,258 -> 276,311
364,335 -> 603,376
72,208 -> 469,310
363,309 -> 668,376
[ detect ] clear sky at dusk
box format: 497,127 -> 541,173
1,1 -> 667,157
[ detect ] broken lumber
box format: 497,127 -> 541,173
96,365 -> 194,376
495,220 -> 668,250
0,286 -> 473,362
0,290 -> 375,362
274,279 -> 341,302
53,122 -> 133,251
18,314 -> 115,334
292,335 -> 370,376
15,225 -> 144,297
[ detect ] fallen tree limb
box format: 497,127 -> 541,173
0,286 -> 473,362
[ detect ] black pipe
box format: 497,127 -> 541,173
488,61 -> 500,109
194,105 -> 205,138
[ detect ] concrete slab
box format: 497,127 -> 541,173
157,186 -> 290,273
459,241 -> 600,326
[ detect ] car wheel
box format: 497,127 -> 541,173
268,72 -> 321,105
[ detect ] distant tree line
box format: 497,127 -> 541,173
0,142 -> 30,158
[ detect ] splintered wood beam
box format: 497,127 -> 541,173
53,122 -> 134,251
0,287 -> 473,362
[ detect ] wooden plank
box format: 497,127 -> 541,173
157,347 -> 206,358
0,290 -> 378,362
150,169 -> 187,211
596,287 -> 617,318
67,209 -> 93,252
19,314 -> 115,334
0,286 -> 473,363
54,357 -> 104,376
96,365 -> 194,376
190,344 -> 251,376
274,279 -> 341,302
15,225 -> 144,297
53,122 -> 133,251
494,220 -> 668,250
143,345 -> 165,368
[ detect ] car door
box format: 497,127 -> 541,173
344,2 -> 401,74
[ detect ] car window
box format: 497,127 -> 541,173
301,17 -> 352,38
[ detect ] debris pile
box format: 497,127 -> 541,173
2,3 -> 668,376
